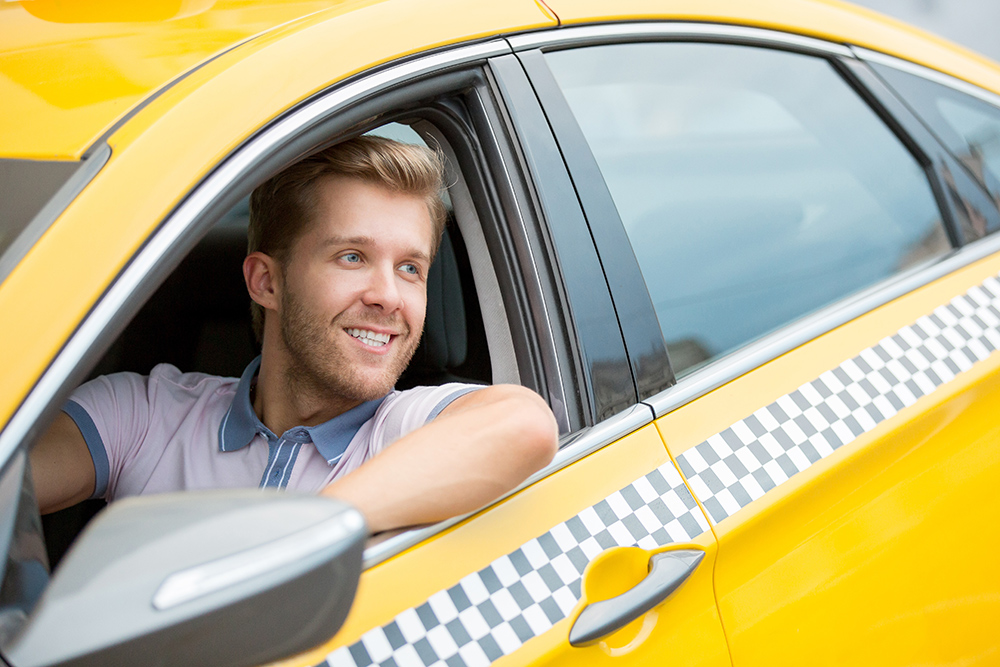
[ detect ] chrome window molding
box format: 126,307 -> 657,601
0,38 -> 510,475
852,46 -> 1000,110
507,21 -> 853,58
363,402 -> 652,568
645,231 -> 1000,419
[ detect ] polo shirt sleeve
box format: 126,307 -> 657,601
371,382 -> 483,453
62,371 -> 152,501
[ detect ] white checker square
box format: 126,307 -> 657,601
754,405 -> 780,431
852,408 -> 877,432
985,328 -> 1000,347
831,420 -> 854,446
899,326 -> 924,348
520,539 -> 548,569
826,394 -> 851,419
607,521 -> 634,546
665,519 -> 691,543
762,460 -> 789,485
549,523 -> 577,552
808,432 -> 834,458
880,336 -> 904,358
578,507 -> 604,536
969,339 -> 992,361
960,316 -> 984,337
682,448 -> 708,473
491,556 -> 519,588
458,641 -> 490,667
730,420 -> 756,444
942,327 -> 966,349
894,382 -> 918,408
326,646 -> 355,667
458,607 -> 490,641
982,307 -> 1000,327
716,489 -> 742,516
967,285 -> 990,306
710,461 -> 739,487
734,446 -> 762,473
787,447 -> 811,472
361,629 -> 393,663
871,395 -> 896,420
950,350 -> 973,372
425,624 -> 459,660
776,393 -> 803,418
491,589 -> 520,621
885,358 -> 908,381
636,535 -> 659,550
688,476 -> 712,504
579,537 -> 602,560
390,644 -> 423,667
758,432 -> 784,458
924,337 -> 949,359
783,420 -> 807,445
915,315 -> 939,336
840,358 -> 865,382
706,433 -> 731,458
741,474 -> 766,501
522,604 -> 552,635
860,347 -> 885,370
819,369 -> 845,393
632,475 -> 658,503
934,305 -> 957,326
553,586 -> 579,615
460,574 -> 489,606
798,381 -> 823,406
914,372 -> 937,395
803,406 -> 830,431
396,608 -> 426,643
658,461 -> 685,485
550,554 -> 577,586
930,359 -> 955,383
663,486 -> 691,516
492,623 -> 521,655
692,509 -> 710,532
427,589 -> 458,624
904,348 -> 931,370
605,492 -> 632,519
868,372 -> 892,394
635,505 -> 662,533
521,571 -> 548,603
953,295 -> 975,315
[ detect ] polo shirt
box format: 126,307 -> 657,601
62,357 -> 481,502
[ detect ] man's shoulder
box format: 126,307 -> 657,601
379,382 -> 484,421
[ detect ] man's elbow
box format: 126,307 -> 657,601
493,385 -> 559,475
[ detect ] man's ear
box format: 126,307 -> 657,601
244,251 -> 281,312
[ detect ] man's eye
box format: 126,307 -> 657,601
341,252 -> 361,263
399,263 -> 419,276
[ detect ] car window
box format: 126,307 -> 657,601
871,62 -> 1000,227
545,43 -> 949,375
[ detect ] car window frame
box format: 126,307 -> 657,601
508,22 -> 1000,421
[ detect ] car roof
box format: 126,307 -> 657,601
2,0 -> 999,162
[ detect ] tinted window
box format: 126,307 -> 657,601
873,62 -> 1000,231
546,43 -> 948,375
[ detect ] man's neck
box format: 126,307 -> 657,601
253,350 -> 361,436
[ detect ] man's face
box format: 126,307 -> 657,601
277,175 -> 434,403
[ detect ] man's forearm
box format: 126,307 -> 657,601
320,385 -> 558,534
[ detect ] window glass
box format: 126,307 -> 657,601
873,62 -> 1000,223
546,43 -> 948,375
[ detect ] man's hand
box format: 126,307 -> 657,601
320,385 -> 558,534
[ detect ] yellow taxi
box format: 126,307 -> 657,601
2,0 -> 1000,666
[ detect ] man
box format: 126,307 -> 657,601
30,136 -> 558,534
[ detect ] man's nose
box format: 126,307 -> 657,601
361,264 -> 404,312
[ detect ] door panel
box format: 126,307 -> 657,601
280,421 -> 727,667
655,256 -> 1000,665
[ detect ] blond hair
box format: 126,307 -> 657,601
247,135 -> 446,342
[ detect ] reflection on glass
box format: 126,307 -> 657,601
546,43 -> 947,375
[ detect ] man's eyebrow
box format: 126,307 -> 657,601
321,235 -> 431,262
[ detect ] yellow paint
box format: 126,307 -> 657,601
0,0 -> 555,433
655,259 -> 1000,663
542,0 -> 1000,94
269,425 -> 676,666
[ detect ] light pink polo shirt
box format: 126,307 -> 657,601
62,357 -> 481,501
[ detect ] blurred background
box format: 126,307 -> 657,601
848,0 -> 1000,63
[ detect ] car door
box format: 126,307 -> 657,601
285,47 -> 729,667
525,22 -> 1000,667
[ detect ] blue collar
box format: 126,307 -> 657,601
218,356 -> 388,466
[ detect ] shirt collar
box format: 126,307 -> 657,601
218,356 -> 389,466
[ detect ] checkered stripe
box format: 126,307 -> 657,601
323,461 -> 709,667
678,273 -> 1000,525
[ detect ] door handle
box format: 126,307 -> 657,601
569,549 -> 705,647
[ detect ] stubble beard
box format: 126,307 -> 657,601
278,288 -> 422,405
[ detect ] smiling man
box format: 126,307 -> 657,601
30,136 -> 559,534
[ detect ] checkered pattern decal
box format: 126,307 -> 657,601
678,273 -> 1000,525
324,461 -> 709,667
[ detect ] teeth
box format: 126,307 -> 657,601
347,328 -> 391,347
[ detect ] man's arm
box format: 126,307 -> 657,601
29,412 -> 98,515
320,384 -> 559,534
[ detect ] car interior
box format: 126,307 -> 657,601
39,121 -> 500,568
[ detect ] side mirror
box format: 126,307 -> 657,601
5,491 -> 365,667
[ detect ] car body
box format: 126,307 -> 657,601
2,0 -> 1000,666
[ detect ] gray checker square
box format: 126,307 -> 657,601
324,461 -> 709,667
679,272 -> 1000,524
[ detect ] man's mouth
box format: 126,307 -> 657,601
346,328 -> 392,348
